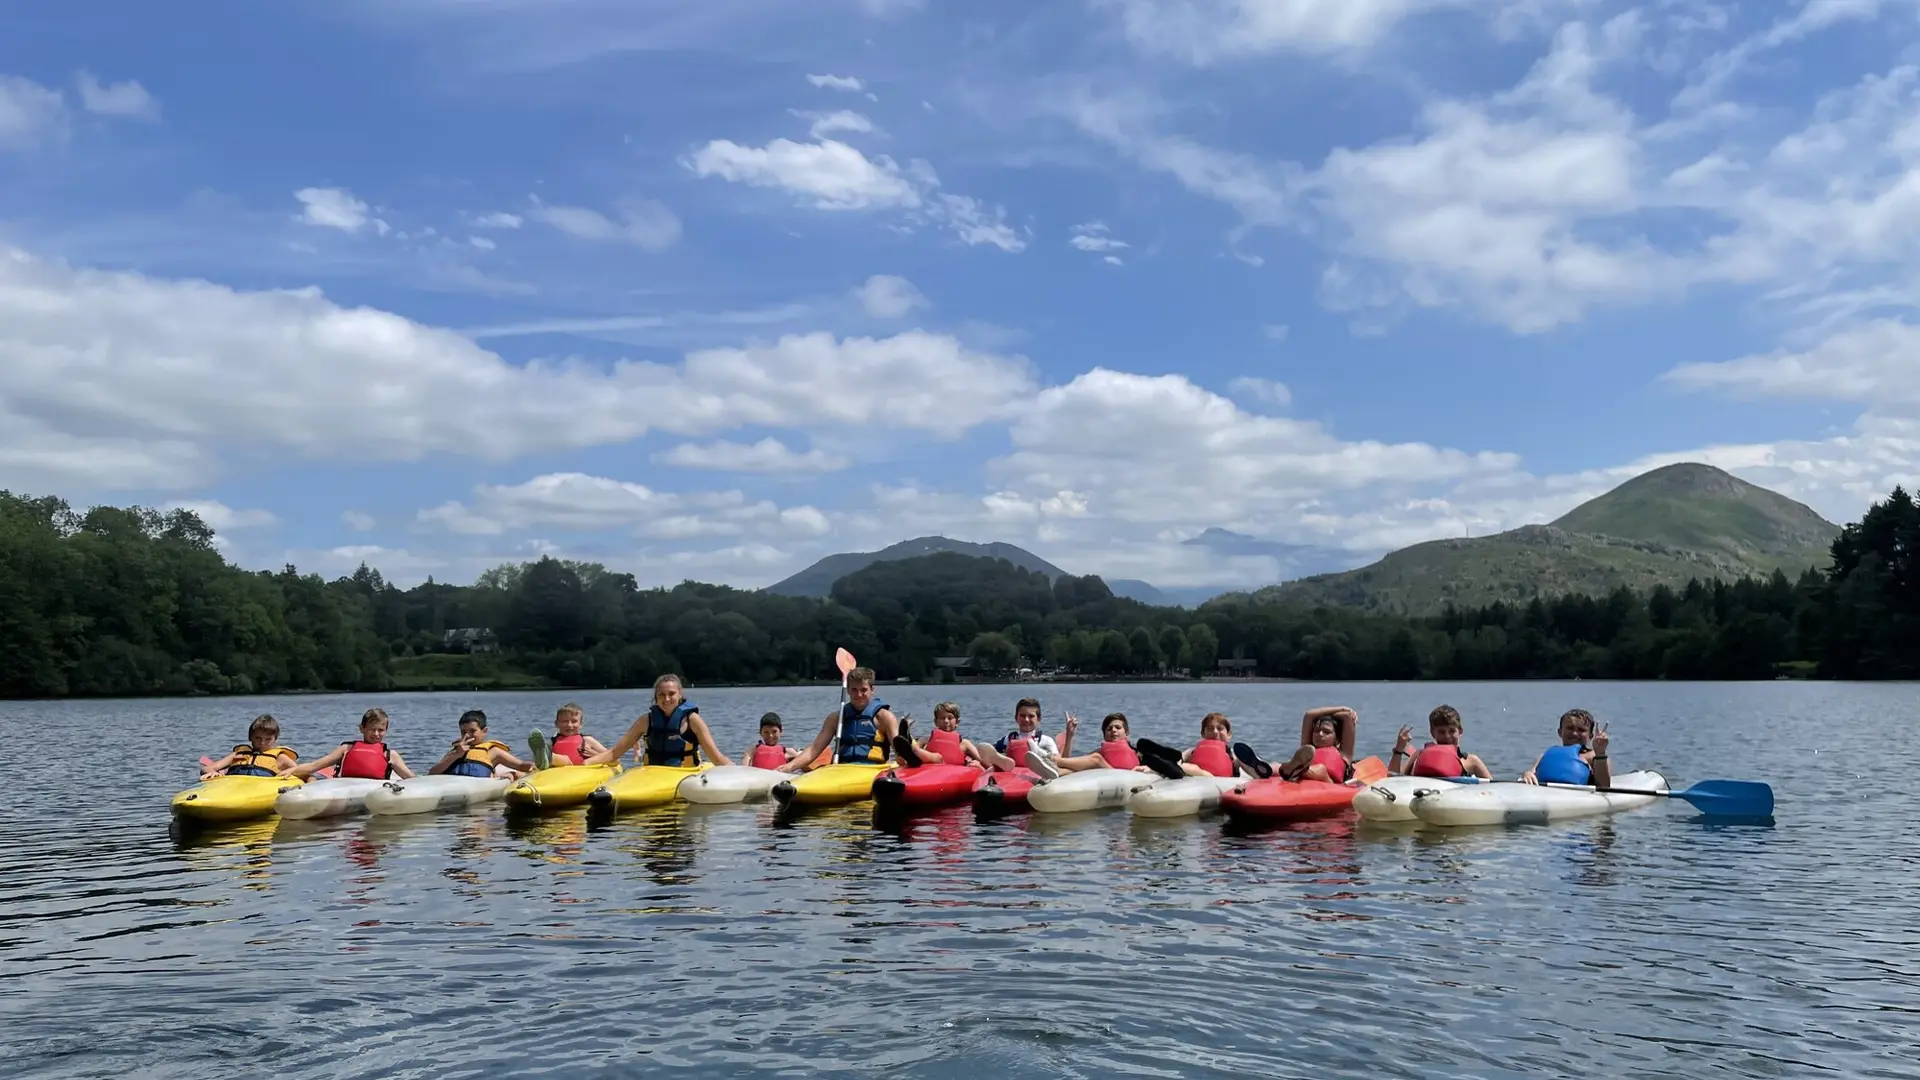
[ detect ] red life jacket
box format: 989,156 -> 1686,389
1411,742 -> 1464,778
1311,745 -> 1350,781
339,740 -> 391,780
551,733 -> 586,766
1189,738 -> 1235,777
1099,739 -> 1140,770
1006,736 -> 1032,769
749,743 -> 787,769
925,727 -> 966,763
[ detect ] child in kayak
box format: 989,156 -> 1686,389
1126,712 -> 1247,779
892,700 -> 981,768
1239,706 -> 1358,782
782,666 -> 898,772
1519,708 -> 1611,787
291,707 -> 417,780
744,712 -> 797,769
528,702 -> 610,768
1390,705 -> 1492,780
200,714 -> 299,780
590,673 -> 734,768
973,697 -> 1057,772
1031,711 -> 1155,775
430,709 -> 535,779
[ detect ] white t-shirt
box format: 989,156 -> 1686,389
994,730 -> 1058,756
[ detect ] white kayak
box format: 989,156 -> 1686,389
275,777 -> 386,820
1354,774 -> 1484,822
1409,769 -> 1667,827
363,774 -> 512,816
677,765 -> 784,805
1027,769 -> 1151,813
1127,774 -> 1242,818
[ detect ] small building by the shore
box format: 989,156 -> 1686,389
1215,658 -> 1258,677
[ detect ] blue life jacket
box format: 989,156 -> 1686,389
646,701 -> 699,766
447,758 -> 495,778
838,698 -> 889,763
1536,743 -> 1591,785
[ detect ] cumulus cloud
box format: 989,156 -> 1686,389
470,211 -> 523,229
1227,375 -> 1291,406
0,74 -> 68,150
806,73 -> 865,92
162,500 -> 277,532
655,437 -> 851,474
294,187 -> 389,235
417,472 -> 834,541
853,273 -> 928,318
342,510 -> 377,532
792,109 -> 874,139
525,195 -> 681,251
74,71 -> 159,120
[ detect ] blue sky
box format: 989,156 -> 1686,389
2,0 -> 1915,592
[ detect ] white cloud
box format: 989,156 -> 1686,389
655,437 -> 851,474
0,247 -> 1035,491
1069,221 -> 1129,253
418,472 -> 834,542
163,500 -> 277,531
806,73 -> 865,92
471,211 -> 523,229
525,196 -> 681,251
853,273 -> 928,318
687,137 -> 921,210
468,235 -> 496,250
294,187 -> 389,235
935,193 -> 1026,252
1104,0 -> 1571,64
1662,319 -> 1920,406
1227,375 -> 1292,406
0,74 -> 67,150
1261,323 -> 1290,342
342,509 -> 377,532
792,109 -> 874,139
74,71 -> 159,120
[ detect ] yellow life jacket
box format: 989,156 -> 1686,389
227,744 -> 296,777
447,739 -> 509,778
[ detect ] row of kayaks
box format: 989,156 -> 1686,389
170,752 -> 1671,830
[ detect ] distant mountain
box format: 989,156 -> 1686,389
765,536 -> 1068,598
1250,463 -> 1841,616
1107,579 -> 1238,608
1181,527 -> 1368,578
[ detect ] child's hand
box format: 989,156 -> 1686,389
1592,724 -> 1609,756
1063,713 -> 1079,739
1394,725 -> 1413,751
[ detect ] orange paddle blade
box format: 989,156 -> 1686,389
835,648 -> 856,676
1351,756 -> 1389,784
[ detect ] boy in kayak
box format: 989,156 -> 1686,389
200,714 -> 299,780
1519,708 -> 1611,787
1030,711 -> 1155,775
528,702 -> 610,769
892,700 -> 981,768
590,673 -> 734,768
744,712 -> 797,769
781,666 -> 898,772
430,709 -> 535,778
291,707 -> 417,780
1390,705 -> 1492,780
973,697 -> 1057,772
1236,706 -> 1358,782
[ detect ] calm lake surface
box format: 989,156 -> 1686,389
2,680 -> 1916,1079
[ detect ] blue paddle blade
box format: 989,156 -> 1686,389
1674,779 -> 1773,818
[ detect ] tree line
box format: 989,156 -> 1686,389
2,484 -> 1915,699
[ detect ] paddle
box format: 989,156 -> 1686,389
822,647 -> 856,767
1543,777 -> 1774,818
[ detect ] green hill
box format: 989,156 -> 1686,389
763,535 -> 1067,598
1250,463 -> 1840,616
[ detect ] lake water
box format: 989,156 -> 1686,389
2,680 -> 1915,1079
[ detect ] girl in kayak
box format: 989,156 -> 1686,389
782,666 -> 898,772
200,714 -> 299,780
745,712 -> 796,770
974,698 -> 1057,772
431,709 -> 535,779
1032,712 -> 1154,774
892,700 -> 981,767
1249,706 -> 1358,782
591,674 -> 734,768
1519,708 -> 1611,787
1127,713 -> 1247,779
1390,705 -> 1492,780
529,703 -> 610,768
290,707 -> 417,780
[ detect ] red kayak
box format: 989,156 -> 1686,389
873,763 -> 984,811
971,767 -> 1039,817
1221,756 -> 1388,823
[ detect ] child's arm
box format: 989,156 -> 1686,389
290,745 -> 346,779
782,714 -> 837,772
388,750 -> 416,780
200,751 -> 237,779
1519,752 -> 1547,785
1300,706 -> 1348,746
492,746 -> 535,771
1464,753 -> 1492,780
274,749 -> 300,776
582,736 -> 611,758
1588,725 -> 1611,789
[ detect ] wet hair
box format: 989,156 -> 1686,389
459,709 -> 487,728
249,713 -> 279,739
933,701 -> 960,720
847,666 -> 876,687
556,702 -> 582,720
1201,711 -> 1232,735
759,712 -> 782,730
1429,704 -> 1462,728
359,707 -> 388,729
1102,712 -> 1130,733
1014,697 -> 1041,717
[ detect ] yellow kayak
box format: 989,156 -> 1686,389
588,763 -> 709,814
505,764 -> 619,810
773,762 -> 889,807
171,774 -> 304,824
